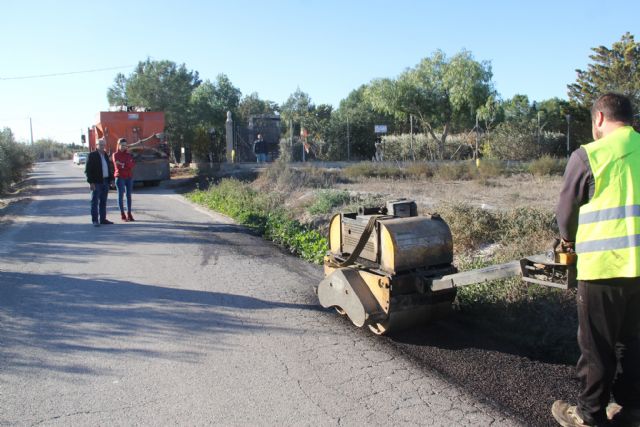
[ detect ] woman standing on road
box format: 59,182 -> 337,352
112,138 -> 136,222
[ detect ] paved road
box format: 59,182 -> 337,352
0,162 -> 571,426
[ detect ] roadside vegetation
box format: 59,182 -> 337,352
0,128 -> 34,194
189,160 -> 579,363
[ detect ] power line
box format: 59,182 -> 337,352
0,65 -> 134,81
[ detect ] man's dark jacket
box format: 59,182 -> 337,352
85,150 -> 114,184
253,139 -> 268,155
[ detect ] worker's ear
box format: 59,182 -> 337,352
594,111 -> 605,128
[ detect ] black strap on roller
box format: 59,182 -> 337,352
328,215 -> 380,268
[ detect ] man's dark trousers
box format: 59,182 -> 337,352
90,178 -> 110,223
576,278 -> 640,423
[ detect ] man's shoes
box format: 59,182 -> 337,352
127,212 -> 135,221
609,403 -> 640,427
93,221 -> 100,227
121,212 -> 128,221
100,219 -> 114,225
552,400 -> 593,426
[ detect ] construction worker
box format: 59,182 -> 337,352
553,93 -> 640,427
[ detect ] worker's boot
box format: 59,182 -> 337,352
121,211 -> 128,221
127,212 -> 135,222
551,400 -> 598,426
609,404 -> 640,427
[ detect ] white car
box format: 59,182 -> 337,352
73,152 -> 88,165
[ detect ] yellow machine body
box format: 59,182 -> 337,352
318,200 -> 576,335
330,213 -> 454,275
319,201 -> 458,334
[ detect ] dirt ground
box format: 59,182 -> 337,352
335,174 -> 563,212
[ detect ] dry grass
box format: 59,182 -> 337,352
254,160 -> 338,192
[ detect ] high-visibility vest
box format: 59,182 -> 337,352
575,126 -> 640,280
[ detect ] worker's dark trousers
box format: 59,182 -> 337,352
576,278 -> 640,424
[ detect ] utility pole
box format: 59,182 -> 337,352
29,117 -> 34,145
289,118 -> 294,162
474,114 -> 479,161
346,115 -> 350,161
410,114 -> 415,161
537,111 -> 541,147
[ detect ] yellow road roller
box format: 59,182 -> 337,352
317,199 -> 575,335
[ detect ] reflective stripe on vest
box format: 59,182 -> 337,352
575,126 -> 640,280
578,204 -> 640,225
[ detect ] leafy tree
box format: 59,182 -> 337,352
190,74 -> 241,125
280,88 -> 315,127
324,85 -> 396,160
365,49 -> 494,158
106,73 -> 128,106
189,74 -> 242,161
107,59 -> 201,159
536,97 -> 571,134
237,92 -> 279,125
568,32 -> 640,108
503,94 -> 534,122
477,95 -> 503,132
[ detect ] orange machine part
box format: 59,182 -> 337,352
93,111 -> 164,155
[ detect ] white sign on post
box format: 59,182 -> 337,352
374,125 -> 387,134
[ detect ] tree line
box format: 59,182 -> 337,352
106,32 -> 638,162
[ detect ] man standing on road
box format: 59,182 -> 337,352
552,93 -> 640,427
85,139 -> 114,227
253,133 -> 267,163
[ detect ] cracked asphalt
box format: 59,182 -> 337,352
0,162 -> 576,426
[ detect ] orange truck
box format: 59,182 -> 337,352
88,111 -> 170,185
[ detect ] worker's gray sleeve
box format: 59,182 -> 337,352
555,148 -> 593,241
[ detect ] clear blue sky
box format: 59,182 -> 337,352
1,0 -> 637,144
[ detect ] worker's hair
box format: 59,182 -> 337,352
97,138 -> 106,145
591,93 -> 634,124
117,138 -> 127,145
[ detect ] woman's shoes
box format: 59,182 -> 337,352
127,212 -> 135,222
121,212 -> 128,221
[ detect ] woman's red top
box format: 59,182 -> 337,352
112,150 -> 135,179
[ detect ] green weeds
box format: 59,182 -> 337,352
189,178 -> 327,264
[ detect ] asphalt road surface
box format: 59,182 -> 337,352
0,161 -> 577,426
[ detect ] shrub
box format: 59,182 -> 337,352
381,133 -> 474,161
405,162 -> 436,179
437,203 -> 499,251
437,202 -> 557,254
0,128 -> 34,193
527,155 -> 567,176
434,161 -> 477,181
259,160 -> 337,190
307,190 -> 351,215
476,158 -> 506,178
